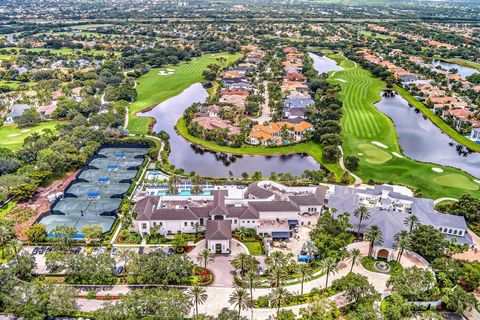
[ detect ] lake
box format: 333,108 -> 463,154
431,60 -> 478,78
139,83 -> 319,177
309,52 -> 344,74
375,93 -> 480,178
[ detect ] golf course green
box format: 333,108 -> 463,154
327,52 -> 479,199
127,52 -> 242,134
0,121 -> 66,150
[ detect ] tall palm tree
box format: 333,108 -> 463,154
243,270 -> 260,320
188,286 -> 208,319
229,287 -> 250,320
319,257 -> 340,288
296,263 -> 313,295
404,215 -> 420,233
394,231 -> 411,262
353,206 -> 371,236
236,227 -> 247,241
265,251 -> 284,269
268,266 -> 288,288
365,226 -> 384,257
231,252 -> 252,276
268,287 -> 292,317
347,248 -> 363,273
196,248 -> 215,274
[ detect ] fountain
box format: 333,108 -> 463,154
373,261 -> 391,273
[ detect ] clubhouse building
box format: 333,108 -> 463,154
133,181 -> 473,257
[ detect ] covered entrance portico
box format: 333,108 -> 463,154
373,247 -> 395,261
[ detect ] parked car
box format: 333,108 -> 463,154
98,247 -> 106,255
115,266 -> 124,275
87,247 -> 93,254
111,248 -> 117,255
45,247 -> 53,254
45,265 -> 53,273
37,247 -> 46,254
31,247 -> 39,255
92,247 -> 99,256
72,247 -> 81,254
138,247 -> 144,254
258,267 -> 265,276
167,248 -> 174,256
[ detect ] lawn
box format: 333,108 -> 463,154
242,241 -> 264,255
327,53 -> 479,199
127,52 -> 242,134
360,31 -> 396,40
176,117 -> 344,180
0,121 -> 67,150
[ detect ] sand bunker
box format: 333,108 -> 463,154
371,141 -> 388,149
432,167 -> 444,173
20,129 -> 30,133
7,134 -> 20,137
336,79 -> 347,83
474,179 -> 480,184
357,153 -> 364,156
392,152 -> 403,158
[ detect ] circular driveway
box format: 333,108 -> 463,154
187,239 -> 247,287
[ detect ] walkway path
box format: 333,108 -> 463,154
338,145 -> 362,187
254,80 -> 271,124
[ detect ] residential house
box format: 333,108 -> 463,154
4,104 -> 32,123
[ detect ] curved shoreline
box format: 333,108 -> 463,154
175,116 -> 345,180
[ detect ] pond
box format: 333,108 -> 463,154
308,52 -> 344,74
138,83 -> 319,177
375,93 -> 480,178
431,60 -> 478,78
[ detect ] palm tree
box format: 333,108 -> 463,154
265,251 -> 284,269
347,248 -> 363,273
229,287 -> 250,320
268,287 -> 292,317
319,257 -> 340,288
268,266 -> 288,288
394,231 -> 411,262
404,215 -> 420,233
236,227 -> 247,241
117,249 -> 136,273
243,270 -> 260,320
353,206 -> 371,236
296,263 -> 313,295
365,225 -> 384,257
231,252 -> 250,276
196,248 -> 215,274
188,286 -> 208,319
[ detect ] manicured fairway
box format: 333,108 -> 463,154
359,31 -> 396,40
127,52 -> 242,134
0,121 -> 66,150
327,53 -> 479,199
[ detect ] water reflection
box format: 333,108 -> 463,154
138,83 -> 319,177
375,92 -> 480,178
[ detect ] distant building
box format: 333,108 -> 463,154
5,104 -> 32,123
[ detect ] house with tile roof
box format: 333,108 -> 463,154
248,121 -> 313,145
328,185 -> 472,261
134,185 -> 326,252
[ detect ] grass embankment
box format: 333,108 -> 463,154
127,52 -> 242,134
394,85 -> 480,153
176,117 -> 344,180
326,53 -> 479,199
0,121 -> 67,150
